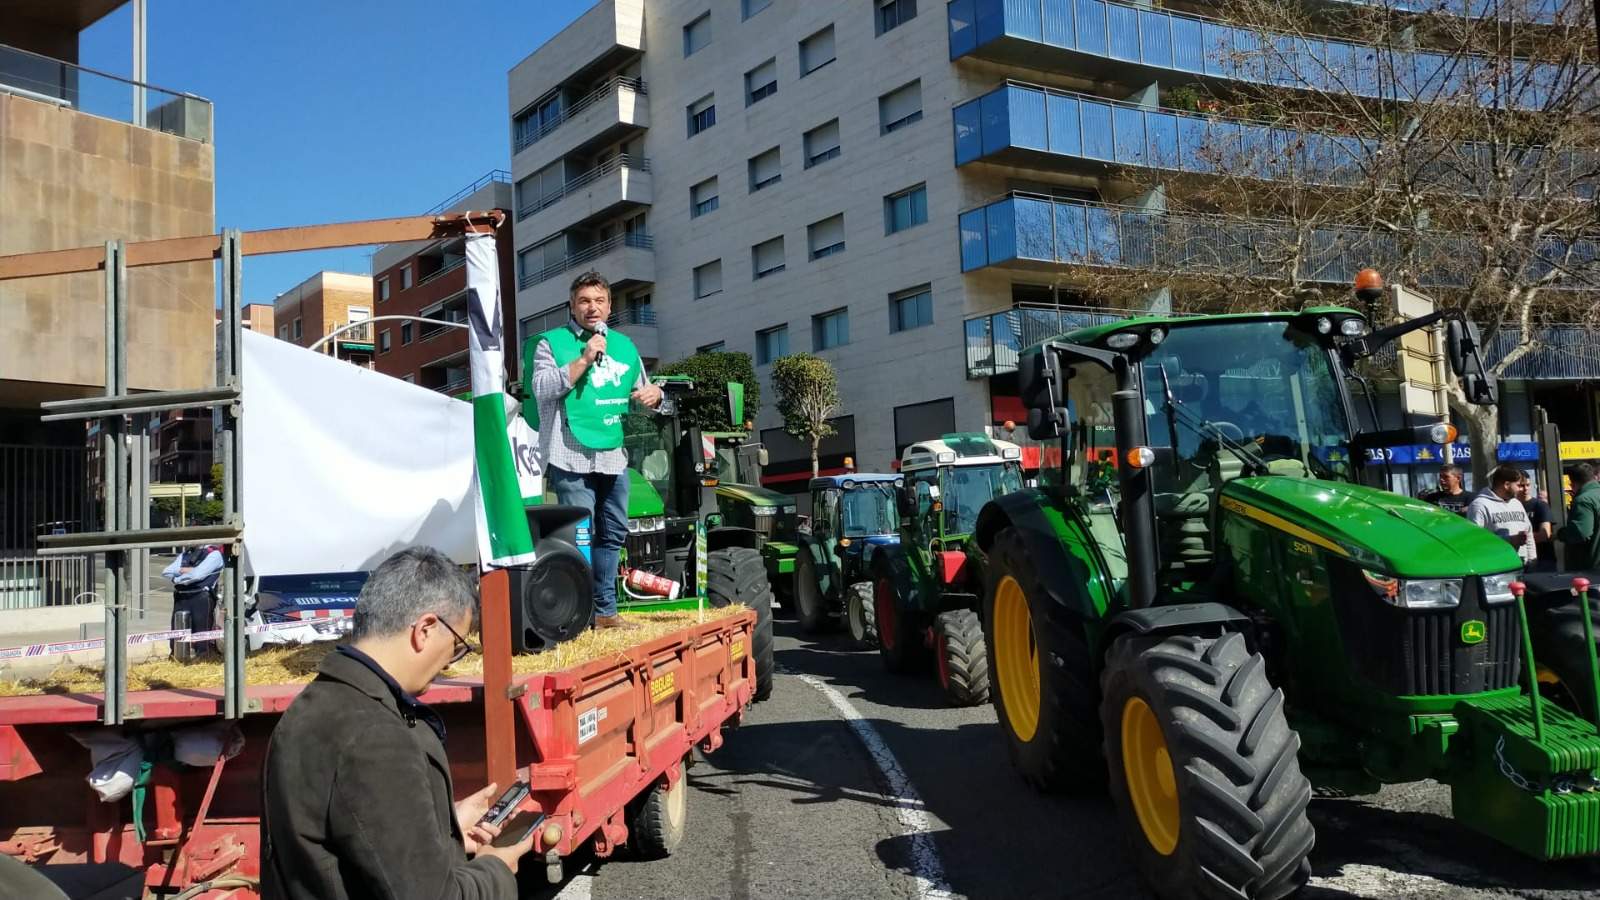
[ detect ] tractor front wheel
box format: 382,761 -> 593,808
1529,594 -> 1600,720
874,574 -> 926,673
984,526 -> 1102,792
794,552 -> 833,635
846,581 -> 877,648
935,609 -> 989,706
626,760 -> 690,859
708,547 -> 775,701
1101,631 -> 1314,900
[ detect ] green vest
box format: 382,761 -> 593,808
526,325 -> 641,451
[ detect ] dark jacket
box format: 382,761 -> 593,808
1559,480 -> 1600,571
261,649 -> 515,900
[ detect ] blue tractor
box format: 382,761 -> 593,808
791,473 -> 902,638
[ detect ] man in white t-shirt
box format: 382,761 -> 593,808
1465,464 -> 1535,567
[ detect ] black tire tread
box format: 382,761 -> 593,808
794,552 -> 832,634
1101,631 -> 1314,900
708,546 -> 775,701
935,608 -> 990,706
627,775 -> 685,859
850,581 -> 878,648
1529,595 -> 1600,720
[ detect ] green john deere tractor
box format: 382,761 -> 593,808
619,376 -> 774,700
868,433 -> 1023,706
791,473 -> 902,636
703,432 -> 803,614
975,305 -> 1600,897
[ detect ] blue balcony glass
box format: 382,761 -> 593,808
947,0 -> 1571,110
956,192 -> 1595,290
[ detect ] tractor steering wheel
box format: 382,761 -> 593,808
1211,421 -> 1246,442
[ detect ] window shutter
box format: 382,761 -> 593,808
880,81 -> 922,128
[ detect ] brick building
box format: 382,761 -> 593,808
271,271 -> 375,367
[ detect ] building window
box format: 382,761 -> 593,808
756,325 -> 789,365
894,397 -> 955,458
879,80 -> 922,134
745,58 -> 777,106
684,12 -> 711,57
379,330 -> 392,353
518,236 -> 566,285
876,0 -> 916,35
516,161 -> 565,219
401,322 -> 414,345
742,0 -> 771,19
803,119 -> 841,168
400,266 -> 414,290
512,90 -> 563,152
748,147 -> 781,192
884,183 -> 928,234
889,284 -> 933,332
694,259 -> 723,299
799,25 -> 836,76
691,176 -> 720,218
378,277 -> 390,302
808,214 -> 846,260
688,94 -> 716,137
698,341 -> 726,353
278,325 -> 288,340
753,236 -> 786,279
293,318 -> 303,341
812,308 -> 849,350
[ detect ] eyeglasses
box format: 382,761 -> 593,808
434,616 -> 478,665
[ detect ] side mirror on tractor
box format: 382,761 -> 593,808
1019,348 -> 1068,440
1446,318 -> 1499,406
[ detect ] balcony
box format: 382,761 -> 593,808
0,43 -> 212,142
516,155 -> 653,234
946,0 -> 1569,110
513,76 -> 648,162
508,0 -> 645,125
964,304 -> 1129,378
958,192 -> 1597,289
608,304 -> 659,361
338,321 -> 374,345
516,233 -> 655,318
954,81 -> 1597,197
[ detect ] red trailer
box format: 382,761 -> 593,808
0,610 -> 758,898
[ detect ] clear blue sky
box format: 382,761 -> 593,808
80,0 -> 594,305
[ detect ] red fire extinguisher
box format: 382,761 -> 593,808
621,566 -> 682,600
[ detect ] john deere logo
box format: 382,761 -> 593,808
1461,620 -> 1487,645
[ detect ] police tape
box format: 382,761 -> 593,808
0,618 -> 351,661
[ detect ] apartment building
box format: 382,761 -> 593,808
508,0 -> 1599,489
370,172 -> 516,395
271,272 -> 376,367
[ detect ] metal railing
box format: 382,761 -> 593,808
0,553 -> 95,609
517,155 -> 652,221
519,232 -> 655,290
425,170 -> 511,215
0,43 -> 212,142
433,378 -> 472,396
339,321 -> 373,342
421,305 -> 469,340
964,304 -> 1134,378
416,257 -> 466,288
608,306 -> 658,327
513,76 -> 647,154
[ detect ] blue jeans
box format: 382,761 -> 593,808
548,466 -> 629,618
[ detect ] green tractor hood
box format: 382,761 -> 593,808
1220,478 -> 1523,578
627,469 -> 666,519
716,482 -> 788,508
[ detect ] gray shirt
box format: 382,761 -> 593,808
529,320 -> 649,476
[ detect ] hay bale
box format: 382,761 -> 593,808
0,607 -> 746,698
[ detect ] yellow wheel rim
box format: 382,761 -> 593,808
1121,696 -> 1180,856
993,575 -> 1041,742
1536,664 -> 1561,686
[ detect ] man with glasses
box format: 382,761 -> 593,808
262,546 -> 535,899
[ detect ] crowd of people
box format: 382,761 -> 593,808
1420,461 -> 1600,572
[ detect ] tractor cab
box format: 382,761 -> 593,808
809,473 -> 901,549
899,433 -> 1024,550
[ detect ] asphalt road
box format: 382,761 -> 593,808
530,619 -> 1600,900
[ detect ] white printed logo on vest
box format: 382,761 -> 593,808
589,355 -> 629,389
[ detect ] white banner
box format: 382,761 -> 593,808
240,329 -> 477,576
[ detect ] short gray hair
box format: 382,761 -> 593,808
351,546 -> 478,640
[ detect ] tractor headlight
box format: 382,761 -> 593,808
752,506 -> 776,517
627,516 -> 665,534
1482,572 -> 1518,605
1363,570 -> 1462,608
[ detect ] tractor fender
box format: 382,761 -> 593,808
867,542 -> 921,610
975,492 -> 1115,620
707,526 -> 761,552
1098,603 -> 1252,655
793,533 -> 834,598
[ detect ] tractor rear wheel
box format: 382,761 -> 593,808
984,526 -> 1102,792
794,552 -> 834,635
874,573 -> 926,673
847,581 -> 877,648
708,547 -> 775,701
1101,631 -> 1314,900
627,761 -> 689,859
935,609 -> 989,706
1530,594 -> 1600,720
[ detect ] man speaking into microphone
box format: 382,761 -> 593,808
524,271 -> 663,628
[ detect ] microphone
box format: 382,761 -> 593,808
592,319 -> 608,364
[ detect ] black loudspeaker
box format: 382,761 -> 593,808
507,504 -> 597,653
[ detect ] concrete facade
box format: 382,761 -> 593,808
271,271 -> 376,367
509,0 -> 1003,478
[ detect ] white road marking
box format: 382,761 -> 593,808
1310,863 -> 1460,897
791,671 -> 956,900
553,864 -> 594,900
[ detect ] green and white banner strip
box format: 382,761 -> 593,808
467,233 -> 537,569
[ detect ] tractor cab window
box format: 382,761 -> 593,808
624,410 -> 673,501
713,445 -> 739,483
840,485 -> 897,536
940,464 -> 1022,537
1063,363 -> 1129,581
907,470 -> 938,537
815,489 -> 840,538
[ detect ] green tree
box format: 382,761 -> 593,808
658,351 -> 762,432
771,354 -> 840,476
